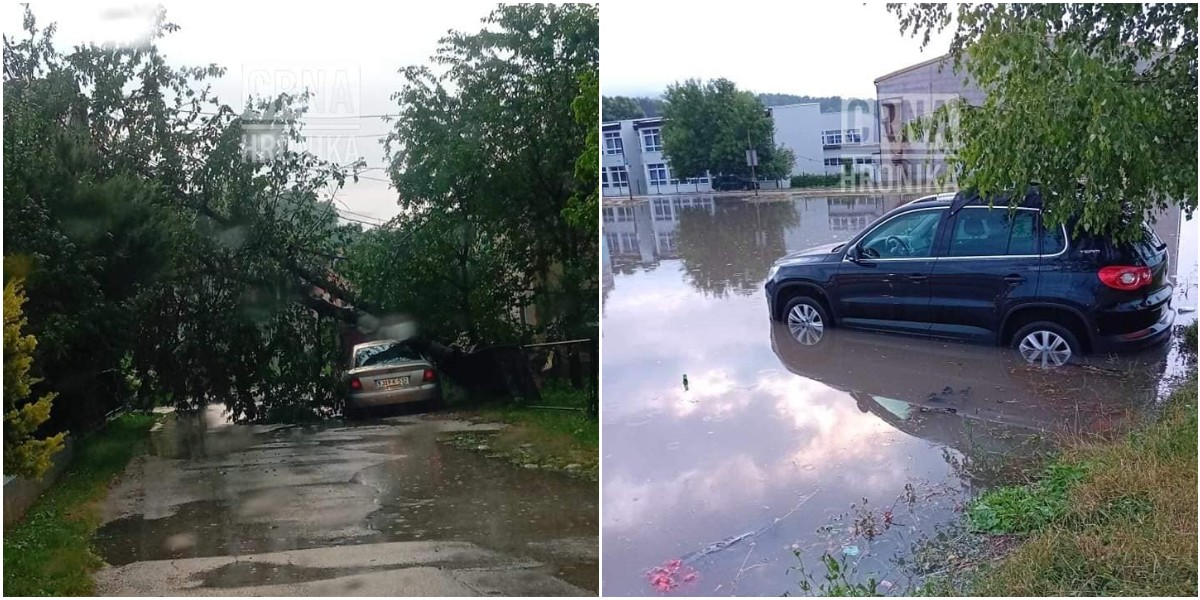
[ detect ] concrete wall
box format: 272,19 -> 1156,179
4,437 -> 75,525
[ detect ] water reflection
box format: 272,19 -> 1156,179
600,193 -> 1192,596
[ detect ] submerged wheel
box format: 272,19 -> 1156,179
1012,321 -> 1080,368
783,296 -> 829,346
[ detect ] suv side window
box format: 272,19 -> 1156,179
1040,219 -> 1066,255
948,208 -> 1037,257
859,209 -> 943,259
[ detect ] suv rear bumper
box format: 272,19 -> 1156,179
1093,304 -> 1175,353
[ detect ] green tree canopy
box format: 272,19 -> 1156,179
602,95 -> 644,121
4,7 -> 367,426
891,3 -> 1197,241
661,78 -> 795,181
353,3 -> 599,345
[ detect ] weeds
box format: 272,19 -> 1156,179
439,378 -> 598,479
789,552 -> 882,597
3,413 -> 158,596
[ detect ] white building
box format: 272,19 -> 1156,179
601,101 -> 884,196
767,102 -> 881,181
601,117 -> 713,197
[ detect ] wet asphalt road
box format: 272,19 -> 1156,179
601,193 -> 1195,596
94,406 -> 598,596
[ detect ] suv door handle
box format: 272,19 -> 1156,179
1004,274 -> 1025,284
909,274 -> 928,283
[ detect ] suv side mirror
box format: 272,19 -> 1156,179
845,244 -> 861,263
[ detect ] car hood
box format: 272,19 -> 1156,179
775,242 -> 844,264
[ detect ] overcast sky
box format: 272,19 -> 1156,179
600,1 -> 952,99
4,1 -> 499,224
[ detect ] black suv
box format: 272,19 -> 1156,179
764,191 -> 1174,366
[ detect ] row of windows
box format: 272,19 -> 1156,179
602,206 -> 635,223
824,157 -> 878,167
822,128 -> 864,146
600,126 -> 665,155
602,162 -> 713,189
607,126 -> 869,156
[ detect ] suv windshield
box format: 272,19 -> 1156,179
355,342 -> 422,367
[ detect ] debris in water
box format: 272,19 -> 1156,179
646,558 -> 698,593
682,374 -> 689,391
842,545 -> 860,556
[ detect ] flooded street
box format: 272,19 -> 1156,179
93,407 -> 597,596
600,193 -> 1195,596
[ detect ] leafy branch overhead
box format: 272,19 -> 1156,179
356,3 -> 599,345
890,3 -> 1197,241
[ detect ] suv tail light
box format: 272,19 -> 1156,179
423,369 -> 436,383
1098,266 -> 1152,291
349,378 -> 362,391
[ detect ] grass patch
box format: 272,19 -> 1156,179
966,462 -> 1089,534
3,412 -> 158,596
1182,320 -> 1197,355
440,380 -> 598,480
967,374 -> 1197,596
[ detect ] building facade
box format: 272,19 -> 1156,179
601,117 -> 714,197
874,54 -> 985,186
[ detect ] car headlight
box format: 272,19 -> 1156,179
767,263 -> 781,280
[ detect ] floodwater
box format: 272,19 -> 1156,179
93,407 -> 598,595
600,193 -> 1195,596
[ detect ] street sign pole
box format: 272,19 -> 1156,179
746,133 -> 759,197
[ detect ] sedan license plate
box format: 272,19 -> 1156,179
378,376 -> 409,389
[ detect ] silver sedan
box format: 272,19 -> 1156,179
345,340 -> 442,416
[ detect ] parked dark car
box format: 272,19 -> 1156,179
712,174 -> 756,191
764,191 -> 1174,366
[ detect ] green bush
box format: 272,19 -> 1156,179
789,171 -> 872,188
3,273 -> 66,479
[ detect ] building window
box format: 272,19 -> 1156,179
608,165 -> 629,188
652,197 -> 672,221
854,157 -> 875,165
824,158 -> 843,167
845,128 -> 863,144
603,131 -> 623,156
647,163 -> 670,186
641,127 -> 663,152
602,206 -> 634,223
601,169 -> 609,188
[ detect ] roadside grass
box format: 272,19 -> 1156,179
440,379 -> 598,479
1183,320 -> 1197,355
3,413 -> 158,596
965,372 -> 1197,596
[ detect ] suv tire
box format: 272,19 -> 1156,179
1011,321 -> 1080,367
782,296 -> 830,346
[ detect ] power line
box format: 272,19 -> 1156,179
353,174 -> 394,184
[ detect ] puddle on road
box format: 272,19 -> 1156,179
94,408 -> 598,592
601,193 -> 1195,596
